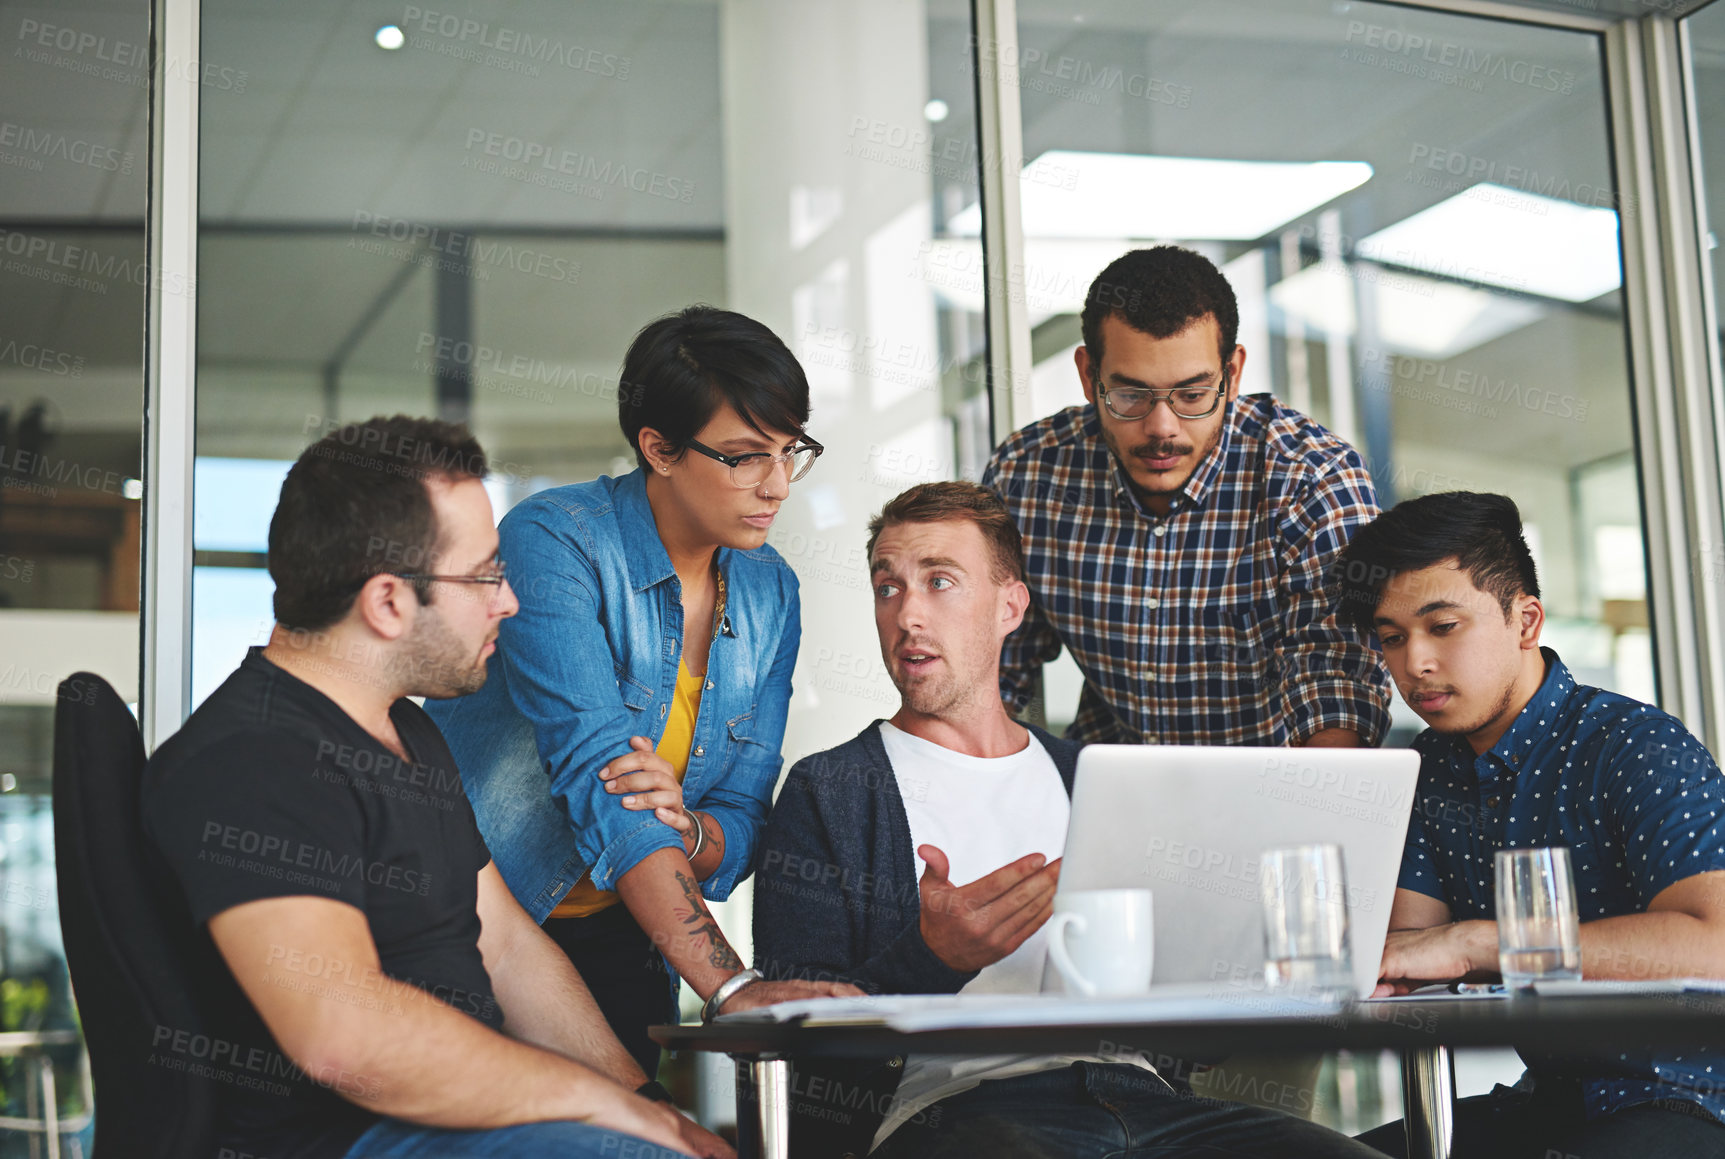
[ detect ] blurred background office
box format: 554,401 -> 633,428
5,0 -> 1725,1150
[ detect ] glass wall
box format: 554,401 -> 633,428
1006,0 -> 1648,739
188,0 -> 985,1048
0,0 -> 150,1149
1691,1 -> 1725,460
189,0 -> 987,736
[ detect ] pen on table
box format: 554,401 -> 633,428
1449,982 -> 1507,995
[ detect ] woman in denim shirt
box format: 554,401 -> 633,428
427,308 -> 858,1076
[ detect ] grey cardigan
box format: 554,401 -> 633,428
750,721 -> 1083,1156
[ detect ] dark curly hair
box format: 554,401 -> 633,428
1332,491 -> 1541,638
1080,246 -> 1239,369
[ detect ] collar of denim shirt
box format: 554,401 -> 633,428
613,467 -> 685,595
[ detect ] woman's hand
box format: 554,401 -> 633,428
600,736 -> 693,836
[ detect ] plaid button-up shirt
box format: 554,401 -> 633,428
982,395 -> 1390,747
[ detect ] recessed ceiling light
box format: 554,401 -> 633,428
1356,183 -> 1621,303
947,152 -> 1373,241
924,99 -> 949,123
375,24 -> 405,50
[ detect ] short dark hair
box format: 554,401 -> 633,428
867,482 -> 1025,586
618,306 -> 811,469
269,415 -> 487,632
1080,245 -> 1239,370
1333,491 -> 1541,638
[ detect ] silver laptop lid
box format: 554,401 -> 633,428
1060,745 -> 1421,999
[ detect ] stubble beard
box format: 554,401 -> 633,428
1434,680 -> 1519,744
399,608 -> 488,698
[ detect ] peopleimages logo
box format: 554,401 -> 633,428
0,122 -> 133,173
15,18 -> 249,92
200,820 -> 432,896
402,6 -> 631,79
1341,21 -> 1576,94
462,129 -> 696,203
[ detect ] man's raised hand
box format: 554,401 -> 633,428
917,844 -> 1060,973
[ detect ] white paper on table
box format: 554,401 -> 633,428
713,994 -> 1035,1025
1362,991 -> 1509,1002
1529,978 -> 1725,997
715,985 -> 1345,1031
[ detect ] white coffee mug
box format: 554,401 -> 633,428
1045,888 -> 1155,997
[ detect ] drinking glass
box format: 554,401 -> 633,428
1495,846 -> 1582,991
1260,843 -> 1354,1000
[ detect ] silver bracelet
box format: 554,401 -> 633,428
684,807 -> 707,862
702,967 -> 763,1023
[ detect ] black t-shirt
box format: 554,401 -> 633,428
142,648 -> 501,1159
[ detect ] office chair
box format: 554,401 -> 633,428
53,672 -> 216,1158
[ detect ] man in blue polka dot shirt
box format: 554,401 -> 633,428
1333,491 -> 1725,1158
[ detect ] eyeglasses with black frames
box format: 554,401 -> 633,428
1099,367 -> 1231,422
684,437 -> 825,488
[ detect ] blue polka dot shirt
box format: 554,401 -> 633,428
1399,648 -> 1725,1125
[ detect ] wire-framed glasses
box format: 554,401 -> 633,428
391,560 -> 509,590
1099,367 -> 1231,421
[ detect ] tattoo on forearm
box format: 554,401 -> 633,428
673,869 -> 744,972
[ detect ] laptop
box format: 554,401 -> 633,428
1055,745 -> 1421,999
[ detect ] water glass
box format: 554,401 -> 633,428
1495,846 -> 1582,991
1260,843 -> 1354,1000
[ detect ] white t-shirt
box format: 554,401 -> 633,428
872,723 -> 1161,1148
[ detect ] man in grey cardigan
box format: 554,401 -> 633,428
753,481 -> 1384,1158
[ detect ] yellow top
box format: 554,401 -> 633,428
552,659 -> 705,919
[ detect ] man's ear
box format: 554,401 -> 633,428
353,573 -> 416,642
1001,579 -> 1030,638
1516,594 -> 1545,650
1075,345 -> 1098,406
1225,344 -> 1246,400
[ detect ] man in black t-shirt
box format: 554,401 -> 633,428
142,416 -> 728,1159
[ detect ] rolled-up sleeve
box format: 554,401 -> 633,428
694,575 -> 799,901
1277,454 -> 1392,746
493,502 -> 683,892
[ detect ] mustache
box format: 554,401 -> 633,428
1128,440 -> 1194,458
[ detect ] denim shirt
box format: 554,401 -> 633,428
425,469 -> 800,925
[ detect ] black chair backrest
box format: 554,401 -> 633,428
53,672 -> 216,1158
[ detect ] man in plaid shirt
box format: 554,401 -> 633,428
982,246 -> 1391,747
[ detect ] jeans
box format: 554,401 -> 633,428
870,1061 -> 1387,1158
543,902 -> 676,1080
344,1116 -> 680,1159
1356,1081 -> 1725,1159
